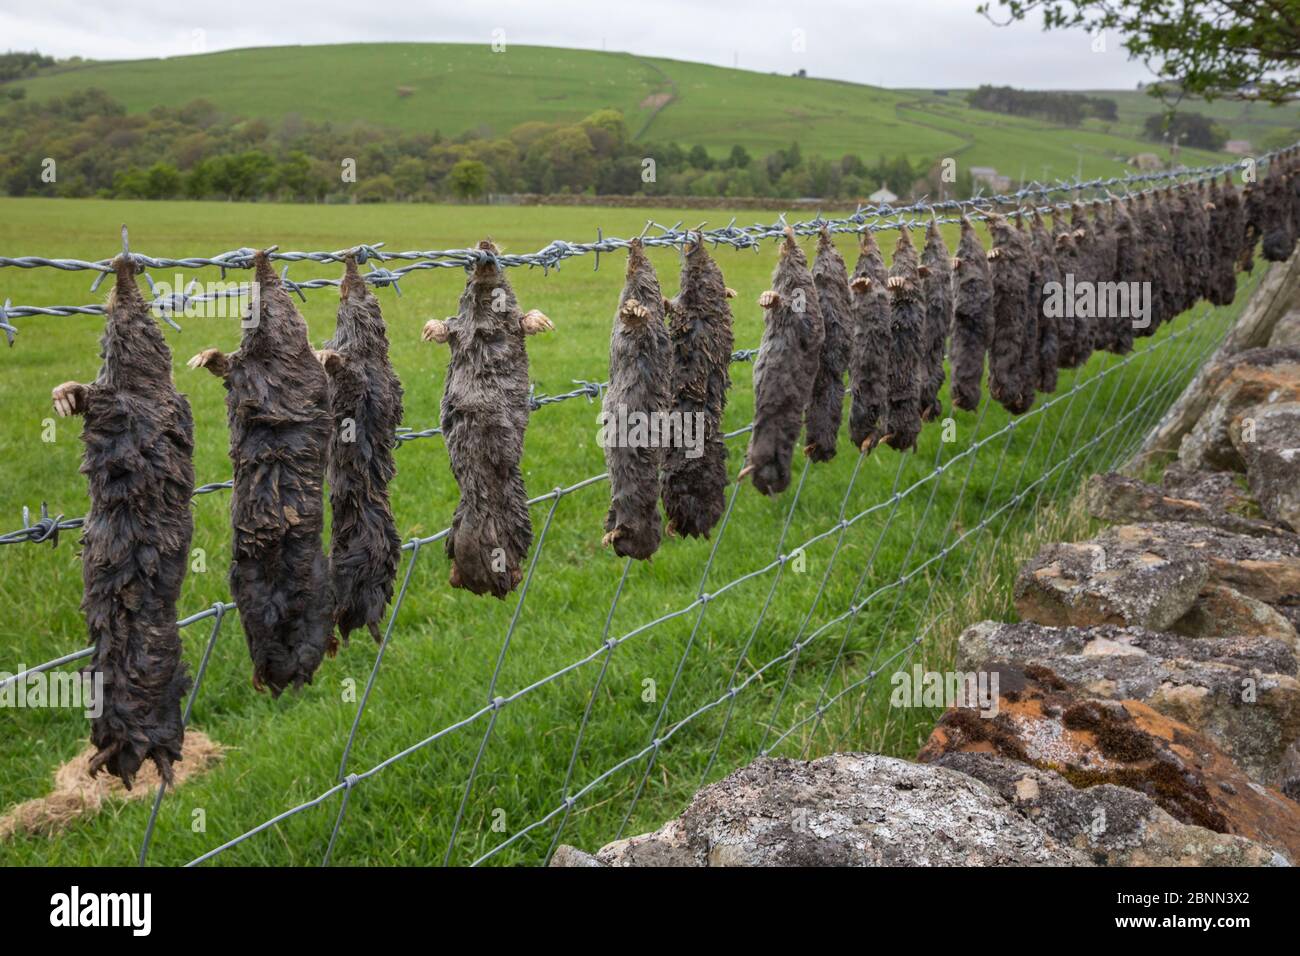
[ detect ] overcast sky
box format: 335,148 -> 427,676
1,0 -> 1156,90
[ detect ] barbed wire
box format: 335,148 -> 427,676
0,149 -> 1279,343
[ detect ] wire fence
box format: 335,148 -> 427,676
0,150 -> 1272,865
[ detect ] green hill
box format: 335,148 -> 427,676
11,43 -> 1277,181
1079,88 -> 1300,148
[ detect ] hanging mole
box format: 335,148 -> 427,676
1027,209 -> 1061,393
601,239 -> 671,560
804,226 -> 853,462
316,255 -> 404,643
743,226 -> 825,493
918,219 -> 953,423
1108,197 -> 1140,353
52,228 -> 194,788
1154,188 -> 1188,321
1207,175 -> 1243,306
985,213 -> 1035,415
1261,159 -> 1296,262
847,230 -> 892,449
882,225 -> 926,450
1052,209 -> 1093,363
1133,192 -> 1168,335
948,216 -> 993,413
661,234 -> 735,537
422,240 -> 553,597
188,250 -> 335,694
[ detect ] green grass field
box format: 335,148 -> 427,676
0,195 -> 1246,865
15,43 -> 1293,179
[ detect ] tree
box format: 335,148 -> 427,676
784,140 -> 803,171
355,173 -> 395,203
275,151 -> 315,200
392,157 -> 427,199
687,144 -> 714,170
523,126 -> 594,192
224,150 -> 274,200
979,1 -> 1299,104
1142,111 -> 1228,151
580,108 -> 627,156
113,168 -> 150,199
727,144 -> 752,169
143,162 -> 182,199
0,51 -> 54,83
448,159 -> 488,200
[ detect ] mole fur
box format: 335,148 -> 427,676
661,236 -> 735,537
745,228 -> 826,493
422,240 -> 553,598
601,239 -> 671,559
189,251 -> 334,695
54,247 -> 194,788
319,256 -> 404,643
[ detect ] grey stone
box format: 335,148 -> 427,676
1233,401 -> 1300,531
551,753 -> 1089,867
1162,463 -> 1258,516
1270,309 -> 1300,348
1170,583 -> 1299,648
1014,535 -> 1208,630
1097,522 -> 1300,610
1085,471 -> 1289,538
548,845 -> 605,867
1178,346 -> 1300,472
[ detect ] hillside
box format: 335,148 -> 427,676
1080,88 -> 1300,148
9,43 -> 1266,181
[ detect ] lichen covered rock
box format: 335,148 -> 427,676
551,753 -> 1087,867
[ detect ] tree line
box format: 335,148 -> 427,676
966,85 -> 1119,126
0,87 -> 972,203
